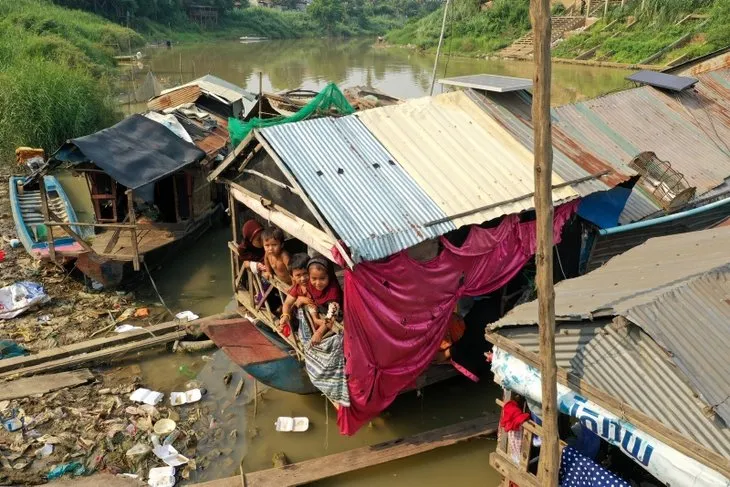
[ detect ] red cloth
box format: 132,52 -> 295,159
238,220 -> 264,262
288,281 -> 342,307
500,400 -> 530,432
335,201 -> 578,435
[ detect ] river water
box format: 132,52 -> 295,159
128,38 -> 633,486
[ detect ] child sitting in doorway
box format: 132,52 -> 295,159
261,227 -> 291,286
279,255 -> 342,344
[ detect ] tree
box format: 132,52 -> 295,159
308,0 -> 345,32
272,0 -> 300,9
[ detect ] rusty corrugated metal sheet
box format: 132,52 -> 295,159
356,91 -> 579,229
552,80 -> 730,197
147,85 -> 202,112
192,114 -> 229,157
497,321 -> 730,456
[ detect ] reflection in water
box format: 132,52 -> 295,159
145,38 -> 633,105
132,39 -> 635,485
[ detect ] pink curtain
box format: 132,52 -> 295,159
336,201 -> 579,435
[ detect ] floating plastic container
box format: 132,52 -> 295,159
275,416 -> 309,432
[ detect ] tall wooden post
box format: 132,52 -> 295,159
585,0 -> 591,18
604,0 -> 609,17
127,190 -> 140,271
531,0 -> 560,486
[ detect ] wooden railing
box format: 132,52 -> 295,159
490,395 -> 567,487
228,241 -> 344,361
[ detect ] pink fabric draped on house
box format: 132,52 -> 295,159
335,201 -> 579,435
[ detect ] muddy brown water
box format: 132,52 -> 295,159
125,38 -> 633,485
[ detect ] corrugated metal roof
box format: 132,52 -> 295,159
356,90 -> 579,229
492,226 -> 730,425
259,116 -> 456,263
148,85 -> 201,112
494,226 -> 730,327
161,74 -> 255,103
464,89 -> 663,224
552,81 -> 730,197
626,269 -> 730,426
498,320 -> 730,457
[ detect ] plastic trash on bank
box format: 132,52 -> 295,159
148,466 -> 176,487
275,416 -> 309,432
0,282 -> 50,320
169,389 -> 202,406
130,388 -> 164,406
175,311 -> 199,322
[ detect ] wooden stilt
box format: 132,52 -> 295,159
127,190 -> 140,271
38,181 -> 56,263
531,0 -> 560,485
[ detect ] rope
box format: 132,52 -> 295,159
143,260 -> 174,319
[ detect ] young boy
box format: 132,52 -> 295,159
261,227 -> 291,285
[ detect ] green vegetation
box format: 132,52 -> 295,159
0,0 -> 141,164
553,0 -> 730,64
387,0 -> 531,55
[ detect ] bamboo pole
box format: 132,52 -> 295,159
585,0 -> 591,18
530,0 -> 559,485
429,0 -> 450,96
604,0 -> 609,17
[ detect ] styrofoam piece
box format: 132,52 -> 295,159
175,311 -> 199,322
152,444 -> 189,467
148,466 -> 176,487
275,416 -> 309,432
129,388 -> 164,406
169,389 -> 202,406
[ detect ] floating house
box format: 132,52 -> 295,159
18,76 -> 253,287
485,226 -> 730,486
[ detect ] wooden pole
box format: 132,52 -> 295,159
127,190 -> 140,271
429,0 -> 450,96
585,0 -> 591,18
604,0 -> 609,17
258,71 -> 263,119
530,0 -> 559,485
38,179 -> 56,263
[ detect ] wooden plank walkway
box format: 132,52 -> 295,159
0,369 -> 94,400
191,416 -> 498,487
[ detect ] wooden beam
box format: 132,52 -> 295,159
486,331 -> 730,478
490,451 -> 540,487
0,369 -> 94,400
207,131 -> 255,183
191,417 -> 498,487
254,132 -> 356,269
127,190 -> 140,271
38,182 -> 56,262
45,211 -> 93,253
531,0 -> 559,484
0,312 -> 236,379
228,183 -> 338,262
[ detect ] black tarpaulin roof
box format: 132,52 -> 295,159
50,114 -> 206,189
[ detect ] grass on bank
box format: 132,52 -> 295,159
552,0 -> 730,64
0,0 -> 139,165
387,0 -> 531,55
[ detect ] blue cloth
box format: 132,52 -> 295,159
577,185 -> 632,229
560,446 -> 630,487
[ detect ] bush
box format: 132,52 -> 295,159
0,59 -> 119,162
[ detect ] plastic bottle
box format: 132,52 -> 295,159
178,364 -> 195,379
163,430 -> 180,446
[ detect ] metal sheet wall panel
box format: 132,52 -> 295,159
498,322 -> 730,456
356,91 -> 578,229
260,116 -> 455,263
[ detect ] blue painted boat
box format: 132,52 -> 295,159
8,176 -> 84,260
202,317 -> 318,395
202,317 -> 459,396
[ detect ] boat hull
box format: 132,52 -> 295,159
8,176 -> 83,260
202,317 -> 318,395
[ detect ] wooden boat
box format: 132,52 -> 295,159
202,318 -> 318,394
8,176 -> 84,260
202,318 -> 458,396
